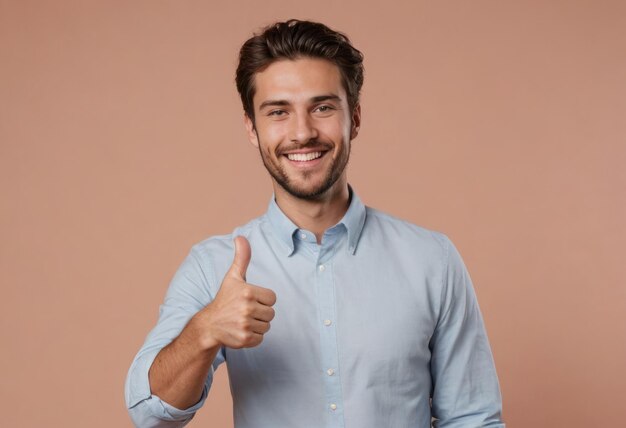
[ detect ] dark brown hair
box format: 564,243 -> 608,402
236,19 -> 364,121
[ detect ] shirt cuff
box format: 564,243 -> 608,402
126,347 -> 161,409
154,387 -> 208,419
126,347 -> 209,423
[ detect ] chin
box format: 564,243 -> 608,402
283,186 -> 327,200
282,177 -> 340,200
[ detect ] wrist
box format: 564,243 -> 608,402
184,313 -> 221,352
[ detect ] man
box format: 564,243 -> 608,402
125,19 -> 504,428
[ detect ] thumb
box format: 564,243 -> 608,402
229,236 -> 251,281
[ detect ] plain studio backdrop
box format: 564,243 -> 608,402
1,1 -> 625,427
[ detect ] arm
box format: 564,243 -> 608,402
147,319 -> 221,411
429,236 -> 505,427
124,244 -> 224,428
125,237 -> 276,427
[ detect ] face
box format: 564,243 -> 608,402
244,57 -> 360,200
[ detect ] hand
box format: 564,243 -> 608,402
190,236 -> 277,349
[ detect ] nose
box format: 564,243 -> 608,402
288,112 -> 318,144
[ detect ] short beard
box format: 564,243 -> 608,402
256,135 -> 350,201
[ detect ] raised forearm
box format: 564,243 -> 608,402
148,317 -> 221,410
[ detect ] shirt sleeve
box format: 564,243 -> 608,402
125,246 -> 226,427
429,236 -> 505,427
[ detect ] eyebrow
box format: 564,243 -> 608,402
258,94 -> 342,111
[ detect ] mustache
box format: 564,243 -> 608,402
278,140 -> 333,155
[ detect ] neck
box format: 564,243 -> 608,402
273,177 -> 350,244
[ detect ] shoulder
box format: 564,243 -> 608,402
187,214 -> 267,263
363,206 -> 451,257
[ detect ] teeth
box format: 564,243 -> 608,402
286,151 -> 323,162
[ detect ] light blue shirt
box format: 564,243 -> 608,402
125,188 -> 504,427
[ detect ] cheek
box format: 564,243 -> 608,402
318,120 -> 345,140
325,122 -> 351,153
259,124 -> 286,148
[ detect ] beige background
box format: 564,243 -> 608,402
1,1 -> 625,427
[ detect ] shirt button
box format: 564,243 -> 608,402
323,319 -> 332,326
329,403 -> 337,411
326,368 -> 335,376
300,233 -> 307,240
318,264 -> 325,272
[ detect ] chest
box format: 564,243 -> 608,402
241,249 -> 441,370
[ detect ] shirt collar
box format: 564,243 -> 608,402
266,195 -> 300,256
265,185 -> 367,257
339,186 -> 367,255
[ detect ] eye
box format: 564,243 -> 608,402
314,105 -> 334,113
268,109 -> 286,117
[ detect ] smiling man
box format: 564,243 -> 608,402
125,19 -> 505,428
248,58 -> 356,203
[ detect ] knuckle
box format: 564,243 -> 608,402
241,287 -> 254,300
242,302 -> 254,317
238,319 -> 251,330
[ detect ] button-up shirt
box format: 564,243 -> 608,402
125,188 -> 504,427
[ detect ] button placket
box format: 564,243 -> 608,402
315,254 -> 345,426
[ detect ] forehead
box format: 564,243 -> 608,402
252,57 -> 346,108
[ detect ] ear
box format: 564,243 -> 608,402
350,104 -> 361,140
244,114 -> 259,147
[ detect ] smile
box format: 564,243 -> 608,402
285,151 -> 324,162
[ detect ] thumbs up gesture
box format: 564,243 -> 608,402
192,236 -> 277,349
